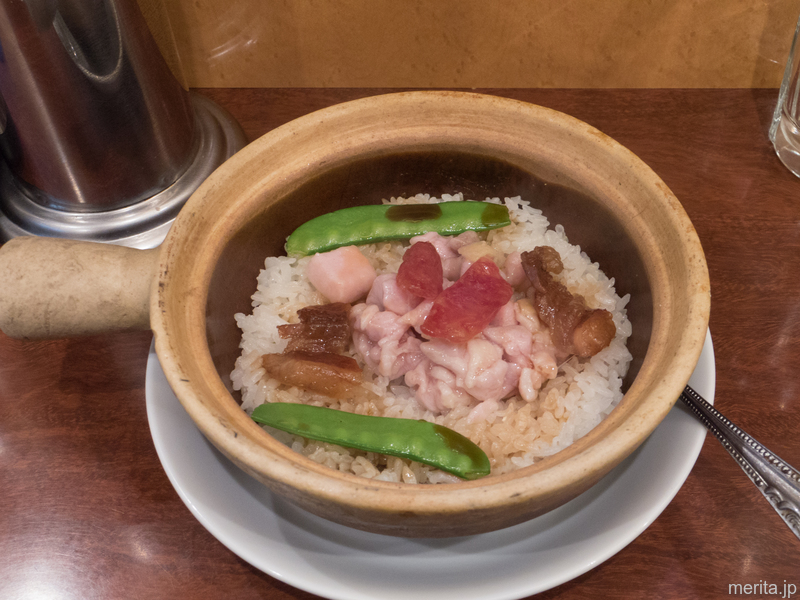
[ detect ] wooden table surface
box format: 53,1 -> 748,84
2,89 -> 800,599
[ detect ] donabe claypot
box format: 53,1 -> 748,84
0,91 -> 710,537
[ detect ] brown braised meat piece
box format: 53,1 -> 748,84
520,246 -> 616,358
278,302 -> 352,353
262,351 -> 365,399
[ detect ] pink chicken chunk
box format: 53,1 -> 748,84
307,245 -> 377,303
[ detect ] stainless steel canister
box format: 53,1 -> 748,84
0,0 -> 245,247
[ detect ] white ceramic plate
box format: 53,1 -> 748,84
146,331 -> 714,600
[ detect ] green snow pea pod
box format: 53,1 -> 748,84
251,402 -> 491,480
285,201 -> 510,256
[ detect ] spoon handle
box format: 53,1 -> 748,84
679,385 -> 800,540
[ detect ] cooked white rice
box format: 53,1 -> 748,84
231,194 -> 632,484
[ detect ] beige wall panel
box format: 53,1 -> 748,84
140,0 -> 800,88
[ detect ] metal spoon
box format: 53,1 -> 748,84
680,385 -> 800,540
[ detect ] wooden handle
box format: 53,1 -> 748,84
0,237 -> 158,339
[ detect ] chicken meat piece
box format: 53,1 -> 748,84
307,245 -> 377,303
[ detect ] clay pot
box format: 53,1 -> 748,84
0,91 -> 710,537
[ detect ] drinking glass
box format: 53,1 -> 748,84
770,12 -> 800,177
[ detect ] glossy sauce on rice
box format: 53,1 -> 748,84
231,194 -> 632,484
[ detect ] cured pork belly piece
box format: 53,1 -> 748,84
261,351 -> 364,399
278,302 -> 352,353
520,246 -> 615,358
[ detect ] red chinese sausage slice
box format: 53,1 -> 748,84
396,241 -> 444,300
421,257 -> 513,343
